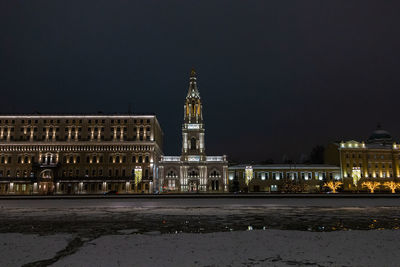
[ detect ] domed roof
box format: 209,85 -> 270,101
367,125 -> 393,144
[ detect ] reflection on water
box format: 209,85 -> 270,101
1,206 -> 400,236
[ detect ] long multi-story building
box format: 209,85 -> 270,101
228,164 -> 341,193
0,114 -> 163,194
325,125 -> 400,191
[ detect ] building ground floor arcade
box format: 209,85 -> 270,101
0,178 -> 153,195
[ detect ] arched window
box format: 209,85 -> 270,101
132,156 -> 136,163
167,170 -> 177,177
145,156 -> 149,163
190,138 -> 196,150
139,156 -> 143,163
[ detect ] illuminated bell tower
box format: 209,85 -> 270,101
182,69 -> 206,160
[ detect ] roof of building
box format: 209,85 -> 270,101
0,113 -> 157,118
186,69 -> 201,99
367,127 -> 393,144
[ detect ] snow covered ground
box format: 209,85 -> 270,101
52,229 -> 400,267
0,198 -> 400,266
1,230 -> 400,267
0,233 -> 71,267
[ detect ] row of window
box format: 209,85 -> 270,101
1,135 -> 152,141
1,155 -> 151,164
0,168 -> 151,178
58,182 -> 149,192
239,171 -> 335,181
63,155 -> 151,164
346,163 -> 395,169
0,183 -> 150,193
166,169 -> 221,178
345,153 -> 397,160
344,171 -> 394,179
0,118 -> 151,124
13,126 -> 151,132
61,168 -> 150,178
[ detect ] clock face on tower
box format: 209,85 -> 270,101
187,124 -> 200,130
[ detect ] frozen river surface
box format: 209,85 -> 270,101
1,198 -> 400,266
1,198 -> 400,234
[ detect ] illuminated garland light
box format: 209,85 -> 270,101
245,166 -> 253,186
352,167 -> 361,186
362,181 -> 381,193
323,181 -> 342,193
134,166 -> 142,185
383,181 -> 400,193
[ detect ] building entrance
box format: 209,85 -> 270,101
189,180 -> 199,192
38,169 -> 54,195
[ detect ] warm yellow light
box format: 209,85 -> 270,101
323,181 -> 342,193
362,181 -> 381,193
383,181 -> 400,194
352,167 -> 361,186
135,167 -> 142,185
245,166 -> 253,186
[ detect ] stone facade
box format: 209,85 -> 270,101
325,126 -> 400,192
157,70 -> 228,193
0,114 -> 163,194
228,164 -> 341,193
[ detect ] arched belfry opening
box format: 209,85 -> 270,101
190,138 -> 196,150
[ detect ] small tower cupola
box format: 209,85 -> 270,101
184,69 -> 203,124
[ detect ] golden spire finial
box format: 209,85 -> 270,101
190,68 -> 196,77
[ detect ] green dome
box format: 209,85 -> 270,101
367,128 -> 393,143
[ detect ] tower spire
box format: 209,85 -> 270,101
187,68 -> 200,99
182,69 -> 205,157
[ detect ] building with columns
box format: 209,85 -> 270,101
0,114 -> 163,195
157,70 -> 228,193
325,125 -> 400,191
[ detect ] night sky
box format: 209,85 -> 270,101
1,1 -> 400,162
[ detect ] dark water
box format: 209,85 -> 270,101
1,206 -> 400,238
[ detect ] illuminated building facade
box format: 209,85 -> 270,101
158,70 -> 228,193
325,126 -> 400,191
0,114 -> 163,194
228,164 -> 341,193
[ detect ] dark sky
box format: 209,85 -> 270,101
1,1 -> 400,162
